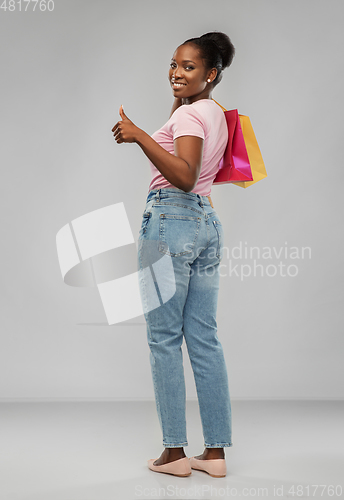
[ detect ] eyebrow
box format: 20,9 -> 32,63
171,58 -> 196,64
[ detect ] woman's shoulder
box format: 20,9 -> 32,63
191,98 -> 224,114
169,101 -> 204,124
171,99 -> 217,120
190,99 -> 225,121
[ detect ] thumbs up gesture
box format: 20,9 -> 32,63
112,105 -> 141,144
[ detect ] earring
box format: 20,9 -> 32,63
207,79 -> 211,82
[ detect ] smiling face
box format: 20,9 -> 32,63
169,43 -> 217,104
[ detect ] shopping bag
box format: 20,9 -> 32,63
213,108 -> 253,184
212,99 -> 267,188
234,114 -> 267,188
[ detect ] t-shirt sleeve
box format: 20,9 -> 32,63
170,105 -> 205,141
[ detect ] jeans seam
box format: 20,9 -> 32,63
213,220 -> 222,259
152,201 -> 203,215
205,442 -> 233,448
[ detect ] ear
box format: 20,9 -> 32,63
207,68 -> 218,84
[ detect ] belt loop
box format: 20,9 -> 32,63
207,195 -> 214,208
156,188 -> 161,202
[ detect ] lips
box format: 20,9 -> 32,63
171,81 -> 186,89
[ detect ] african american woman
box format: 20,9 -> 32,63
112,31 -> 235,478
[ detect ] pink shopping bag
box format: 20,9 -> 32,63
213,108 -> 253,184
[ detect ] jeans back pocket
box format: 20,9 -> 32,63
158,214 -> 201,257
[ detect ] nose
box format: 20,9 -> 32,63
172,65 -> 183,80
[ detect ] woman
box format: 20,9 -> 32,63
112,31 -> 235,478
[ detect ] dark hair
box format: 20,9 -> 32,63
182,31 -> 235,87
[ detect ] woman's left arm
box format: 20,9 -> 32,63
112,106 -> 203,192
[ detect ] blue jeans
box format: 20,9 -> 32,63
137,187 -> 232,449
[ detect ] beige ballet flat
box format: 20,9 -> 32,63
189,456 -> 227,477
147,456 -> 192,477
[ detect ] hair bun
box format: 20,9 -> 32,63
200,32 -> 235,69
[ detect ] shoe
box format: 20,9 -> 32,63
189,456 -> 227,477
147,456 -> 192,477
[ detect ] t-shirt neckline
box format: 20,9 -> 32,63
188,98 -> 213,105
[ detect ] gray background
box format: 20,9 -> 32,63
1,0 -> 343,401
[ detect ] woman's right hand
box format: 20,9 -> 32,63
112,105 -> 142,144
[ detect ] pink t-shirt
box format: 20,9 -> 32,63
147,99 -> 228,197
